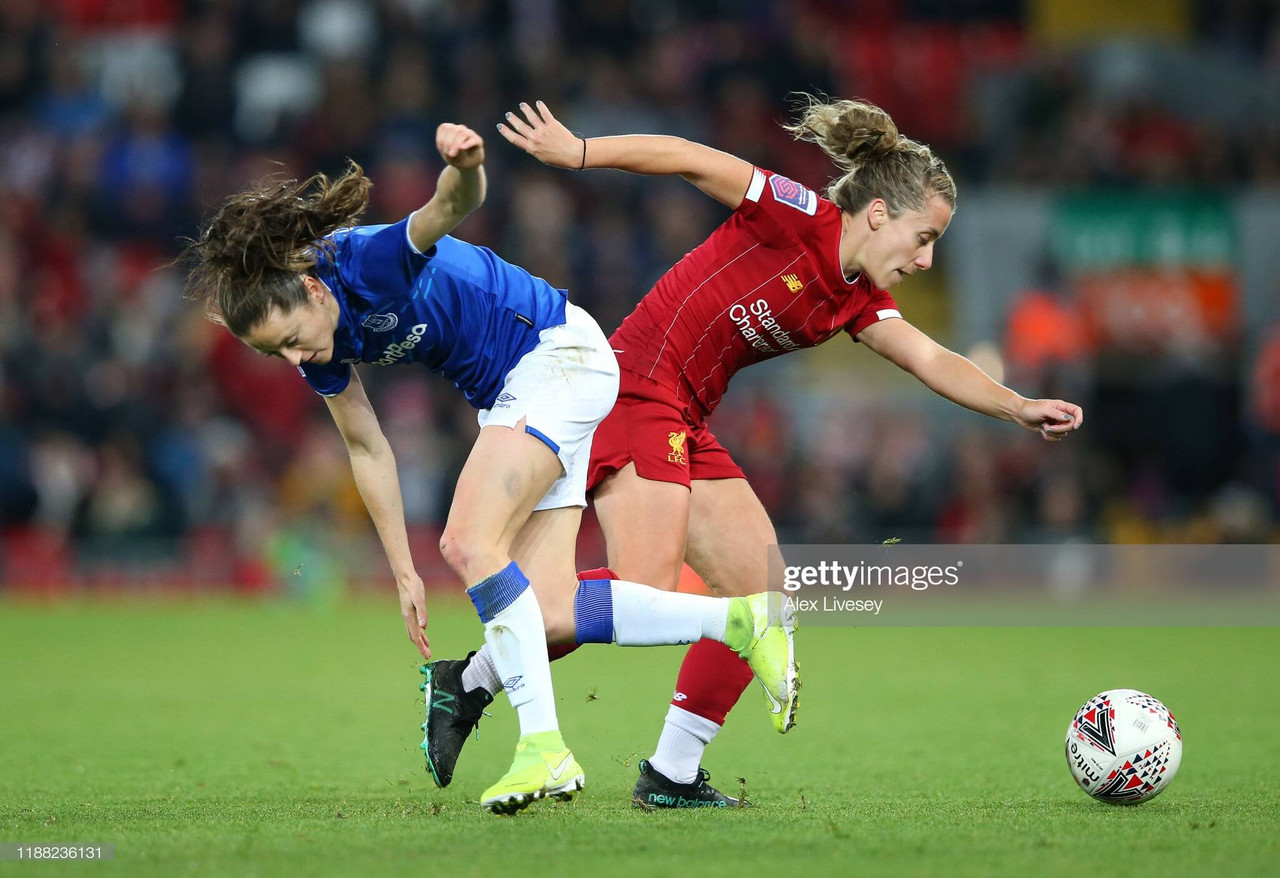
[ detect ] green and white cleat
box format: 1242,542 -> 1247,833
480,731 -> 585,815
727,592 -> 799,734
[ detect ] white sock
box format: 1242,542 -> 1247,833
461,645 -> 501,696
648,705 -> 720,784
608,580 -> 729,646
479,586 -> 559,735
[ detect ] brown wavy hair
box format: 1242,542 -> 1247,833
181,160 -> 372,336
783,95 -> 956,217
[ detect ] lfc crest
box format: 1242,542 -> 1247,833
667,431 -> 688,465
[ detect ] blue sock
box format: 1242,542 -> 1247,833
466,562 -> 530,622
574,579 -> 614,644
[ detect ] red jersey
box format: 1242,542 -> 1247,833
610,167 -> 901,420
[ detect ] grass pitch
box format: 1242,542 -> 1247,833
1,598 -> 1277,877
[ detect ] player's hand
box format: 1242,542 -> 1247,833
496,101 -> 584,169
397,574 -> 431,660
1014,398 -> 1084,442
437,123 -> 485,170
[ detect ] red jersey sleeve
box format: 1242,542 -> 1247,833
846,285 -> 902,340
734,167 -> 822,248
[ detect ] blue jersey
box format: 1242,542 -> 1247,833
298,215 -> 568,409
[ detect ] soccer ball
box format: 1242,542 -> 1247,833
1065,689 -> 1182,804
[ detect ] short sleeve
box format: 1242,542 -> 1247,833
336,217 -> 431,300
735,167 -> 821,247
298,361 -> 351,397
847,287 -> 903,340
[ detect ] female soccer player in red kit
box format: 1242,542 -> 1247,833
427,95 -> 1083,808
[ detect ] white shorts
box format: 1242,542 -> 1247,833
476,302 -> 620,510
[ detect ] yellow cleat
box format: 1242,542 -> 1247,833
480,731 -> 585,815
726,592 -> 799,734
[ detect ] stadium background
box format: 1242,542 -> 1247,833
0,0 -> 1278,597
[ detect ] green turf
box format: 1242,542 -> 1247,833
1,598 -> 1277,877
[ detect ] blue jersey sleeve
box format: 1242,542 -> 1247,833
298,361 -> 351,397
336,217 -> 431,299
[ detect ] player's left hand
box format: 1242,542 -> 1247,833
496,100 -> 584,169
397,573 -> 432,660
1015,398 -> 1084,442
437,123 -> 485,170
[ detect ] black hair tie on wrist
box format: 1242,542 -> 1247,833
579,138 -> 587,170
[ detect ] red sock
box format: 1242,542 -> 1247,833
548,644 -> 579,661
671,638 -> 755,726
548,566 -> 619,663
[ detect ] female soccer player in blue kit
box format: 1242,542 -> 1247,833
181,123 -> 796,814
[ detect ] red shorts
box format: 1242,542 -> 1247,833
587,369 -> 746,491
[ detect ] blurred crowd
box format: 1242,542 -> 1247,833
1,0 -> 1277,590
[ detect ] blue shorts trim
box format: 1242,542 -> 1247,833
524,425 -> 561,455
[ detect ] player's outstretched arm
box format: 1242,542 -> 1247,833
324,369 -> 432,658
408,123 -> 488,253
497,100 -> 754,208
857,318 -> 1084,442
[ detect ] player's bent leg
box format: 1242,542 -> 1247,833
686,478 -> 793,732
687,477 -> 798,733
595,465 -> 798,777
472,503 -> 589,810
442,421 -> 578,814
639,477 -> 797,802
446,302 -> 617,812
431,465 -> 687,794
421,567 -> 611,790
592,465 -> 738,805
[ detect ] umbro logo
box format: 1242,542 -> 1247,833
495,392 -> 517,409
503,675 -> 524,692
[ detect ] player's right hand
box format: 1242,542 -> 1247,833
397,574 -> 431,660
1015,398 -> 1084,442
437,123 -> 485,170
497,101 -> 584,169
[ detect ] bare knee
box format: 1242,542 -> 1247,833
439,529 -> 505,586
